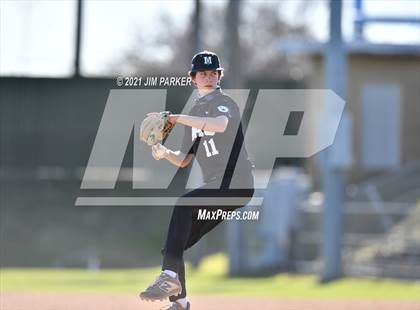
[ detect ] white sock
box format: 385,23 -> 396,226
163,269 -> 177,278
176,297 -> 188,309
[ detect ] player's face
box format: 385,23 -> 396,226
193,70 -> 219,95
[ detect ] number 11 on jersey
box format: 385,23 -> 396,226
203,138 -> 219,157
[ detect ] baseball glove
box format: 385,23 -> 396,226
140,111 -> 174,146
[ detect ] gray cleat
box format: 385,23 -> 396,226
139,272 -> 182,302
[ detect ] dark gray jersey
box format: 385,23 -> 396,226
180,88 -> 253,183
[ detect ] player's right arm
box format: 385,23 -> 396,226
152,143 -> 193,168
163,149 -> 193,168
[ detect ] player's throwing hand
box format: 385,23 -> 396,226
151,143 -> 167,160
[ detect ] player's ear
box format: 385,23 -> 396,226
217,71 -> 224,81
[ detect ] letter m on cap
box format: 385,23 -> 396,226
204,56 -> 212,65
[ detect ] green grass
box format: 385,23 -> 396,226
1,254 -> 419,299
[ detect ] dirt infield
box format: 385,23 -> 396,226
1,292 -> 419,310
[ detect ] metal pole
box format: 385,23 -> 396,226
74,0 -> 83,77
192,0 -> 202,52
188,0 -> 205,268
320,0 -> 347,283
224,0 -> 242,276
354,0 -> 364,41
224,0 -> 241,88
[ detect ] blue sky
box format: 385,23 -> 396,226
1,0 -> 419,77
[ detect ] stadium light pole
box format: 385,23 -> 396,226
224,0 -> 243,276
192,0 -> 202,52
319,0 -> 347,283
74,0 -> 83,77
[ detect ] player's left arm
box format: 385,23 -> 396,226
169,114 -> 228,133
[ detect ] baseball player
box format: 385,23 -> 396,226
139,51 -> 254,310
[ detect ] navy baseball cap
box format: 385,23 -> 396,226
190,51 -> 224,73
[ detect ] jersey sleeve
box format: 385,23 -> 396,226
212,96 -> 241,132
